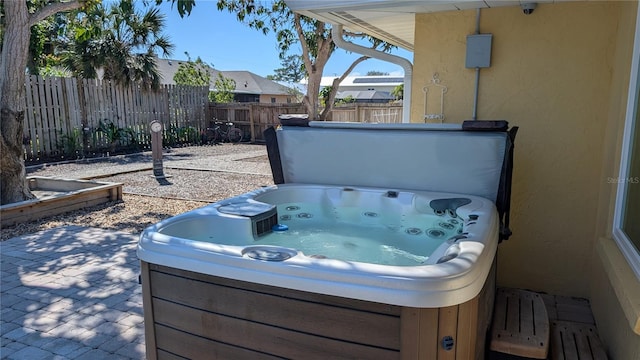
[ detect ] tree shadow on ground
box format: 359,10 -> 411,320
25,150 -> 199,173
1,226 -> 146,359
0,200 -> 125,241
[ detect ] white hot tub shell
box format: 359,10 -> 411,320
138,120 -> 518,359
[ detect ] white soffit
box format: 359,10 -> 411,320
286,0 -> 557,51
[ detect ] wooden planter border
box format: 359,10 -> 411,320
1,176 -> 123,228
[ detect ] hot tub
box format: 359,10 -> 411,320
138,120 -> 517,359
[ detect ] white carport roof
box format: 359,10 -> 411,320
285,1 -> 559,50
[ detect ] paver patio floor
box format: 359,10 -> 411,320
1,226 -> 145,359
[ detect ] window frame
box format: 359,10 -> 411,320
613,3 -> 640,280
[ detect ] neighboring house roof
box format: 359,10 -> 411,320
336,90 -> 394,101
155,57 -> 218,86
318,75 -> 404,88
223,71 -> 290,96
155,58 -> 291,96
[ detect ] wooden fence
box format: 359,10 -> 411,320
22,76 -> 402,160
23,76 -> 209,161
329,103 -> 403,123
208,103 -> 306,142
207,103 -> 403,141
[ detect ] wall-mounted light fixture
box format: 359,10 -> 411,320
521,2 -> 537,15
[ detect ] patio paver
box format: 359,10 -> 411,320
1,226 -> 145,359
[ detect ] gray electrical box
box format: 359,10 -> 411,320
466,34 -> 492,68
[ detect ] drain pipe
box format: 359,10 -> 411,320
332,25 -> 413,123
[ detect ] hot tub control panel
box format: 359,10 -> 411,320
218,202 -> 278,237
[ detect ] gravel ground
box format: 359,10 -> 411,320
1,144 -> 274,241
101,169 -> 273,201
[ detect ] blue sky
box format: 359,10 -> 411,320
156,1 -> 413,78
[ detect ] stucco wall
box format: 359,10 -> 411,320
412,1 -> 629,298
413,1 -> 640,354
589,0 -> 640,356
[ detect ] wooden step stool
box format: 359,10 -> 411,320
490,288 -> 550,359
544,294 -> 608,360
550,320 -> 607,359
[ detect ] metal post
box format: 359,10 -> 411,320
150,120 -> 165,179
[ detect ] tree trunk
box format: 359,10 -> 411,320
319,55 -> 370,121
0,1 -> 35,205
305,70 -> 321,119
293,14 -> 332,120
0,0 -> 82,205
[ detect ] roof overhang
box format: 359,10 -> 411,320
286,1 -> 556,51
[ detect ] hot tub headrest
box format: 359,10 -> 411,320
265,120 -> 518,241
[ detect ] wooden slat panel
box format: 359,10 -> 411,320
63,78 -> 78,130
45,77 -> 56,155
116,81 -> 125,128
533,293 -> 550,344
149,264 -> 400,316
437,306 -> 458,360
97,79 -> 106,123
491,288 -> 549,359
573,328 -> 607,360
91,79 -> 101,135
83,79 -> 95,141
36,76 -> 49,155
550,321 -> 608,360
400,308 -> 420,360
559,324 -> 578,360
520,296 -> 535,335
399,307 -> 440,360
456,296 -> 478,360
493,288 -> 507,332
150,270 -> 400,349
123,86 -> 131,131
157,349 -> 187,360
51,77 -> 64,140
555,297 -> 595,324
163,86 -> 171,129
34,77 -> 46,156
172,85 -> 179,127
475,261 -> 496,360
141,262 -> 158,360
505,291 -> 520,334
59,78 -> 73,141
419,307 -> 440,359
155,324 -> 281,360
153,298 -> 400,360
24,76 -> 37,158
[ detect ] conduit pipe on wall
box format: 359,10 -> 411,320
331,25 -> 413,123
472,8 -> 481,120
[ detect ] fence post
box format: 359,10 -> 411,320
249,104 -> 255,143
76,78 -> 89,157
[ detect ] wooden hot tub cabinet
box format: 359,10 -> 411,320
141,261 -> 495,360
